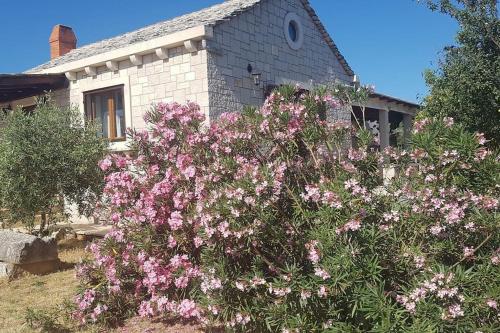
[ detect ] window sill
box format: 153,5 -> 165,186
109,137 -> 127,143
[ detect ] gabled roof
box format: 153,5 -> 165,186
29,0 -> 353,76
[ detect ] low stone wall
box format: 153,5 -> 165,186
0,230 -> 59,278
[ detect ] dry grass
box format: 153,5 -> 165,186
0,239 -> 205,333
0,239 -> 88,333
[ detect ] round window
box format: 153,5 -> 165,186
284,13 -> 304,50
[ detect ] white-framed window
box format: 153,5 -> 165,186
284,12 -> 304,50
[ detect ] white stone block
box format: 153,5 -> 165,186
131,84 -> 143,96
180,63 -> 191,73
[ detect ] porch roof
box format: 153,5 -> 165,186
0,74 -> 68,103
369,92 -> 420,110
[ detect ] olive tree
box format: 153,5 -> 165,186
0,97 -> 108,232
421,0 -> 500,146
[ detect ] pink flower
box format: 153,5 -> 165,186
336,219 -> 362,234
475,132 -> 487,145
177,299 -> 200,319
300,290 -> 312,300
301,185 -> 321,203
98,158 -> 112,171
443,304 -> 464,319
317,285 -> 328,298
168,211 -> 183,231
174,276 -> 189,289
305,240 -> 321,264
193,236 -> 203,248
90,304 -> 108,322
314,267 -> 331,280
413,118 -> 430,133
322,191 -> 342,208
414,256 -> 426,269
138,301 -> 155,317
443,117 -> 454,127
176,154 -> 196,179
463,247 -> 475,258
486,299 -> 497,309
430,224 -> 444,235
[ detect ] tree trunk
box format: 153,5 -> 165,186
39,212 -> 47,234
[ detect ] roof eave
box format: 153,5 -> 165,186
30,25 -> 214,77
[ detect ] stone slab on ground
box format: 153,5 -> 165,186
71,224 -> 112,237
0,230 -> 57,264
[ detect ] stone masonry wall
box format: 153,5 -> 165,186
207,0 -> 353,120
66,45 -> 209,132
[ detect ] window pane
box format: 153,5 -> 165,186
115,90 -> 125,138
289,21 -> 298,42
84,95 -> 94,120
96,94 -> 109,138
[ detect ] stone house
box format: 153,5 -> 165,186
0,0 -> 418,151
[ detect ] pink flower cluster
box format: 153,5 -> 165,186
397,272 -> 465,320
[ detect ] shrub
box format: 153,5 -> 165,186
75,87 -> 499,332
0,97 -> 107,232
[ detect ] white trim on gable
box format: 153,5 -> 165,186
34,25 -> 213,76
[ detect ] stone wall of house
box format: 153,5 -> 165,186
66,45 -> 209,134
207,0 -> 353,120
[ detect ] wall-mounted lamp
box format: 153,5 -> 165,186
251,72 -> 262,86
247,63 -> 262,86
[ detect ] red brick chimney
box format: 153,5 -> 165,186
49,25 -> 77,59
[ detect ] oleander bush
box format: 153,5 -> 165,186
75,86 -> 499,332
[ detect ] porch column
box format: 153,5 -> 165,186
379,107 -> 390,150
403,113 -> 413,148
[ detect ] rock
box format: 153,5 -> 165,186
51,228 -> 69,242
0,230 -> 58,265
0,262 -> 13,277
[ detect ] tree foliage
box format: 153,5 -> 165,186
0,97 -> 108,231
421,0 -> 500,146
75,89 -> 498,332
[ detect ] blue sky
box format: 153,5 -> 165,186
0,0 -> 458,103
